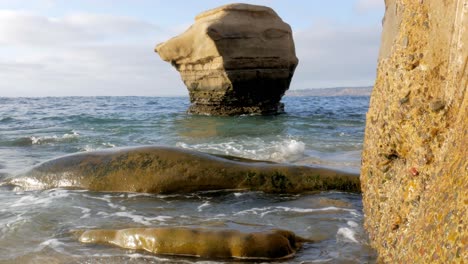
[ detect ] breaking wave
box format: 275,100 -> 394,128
176,137 -> 305,163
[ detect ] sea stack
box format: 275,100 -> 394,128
361,0 -> 467,263
155,3 -> 298,115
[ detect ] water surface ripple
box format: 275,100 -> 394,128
0,96 -> 376,263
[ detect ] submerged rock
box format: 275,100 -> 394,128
3,146 -> 360,193
361,0 -> 467,262
155,3 -> 298,115
78,227 -> 311,260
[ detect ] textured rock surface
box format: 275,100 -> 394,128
78,227 -> 311,260
155,4 -> 298,115
361,0 -> 467,263
4,146 -> 360,193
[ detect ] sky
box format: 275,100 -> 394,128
0,0 -> 385,97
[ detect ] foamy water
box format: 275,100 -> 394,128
0,188 -> 375,263
177,137 -> 306,163
0,96 -> 375,263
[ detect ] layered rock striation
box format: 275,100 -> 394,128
361,0 -> 467,262
155,4 -> 298,115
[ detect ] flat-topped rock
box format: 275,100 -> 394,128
155,3 -> 298,115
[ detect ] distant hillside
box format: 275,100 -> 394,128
286,86 -> 373,97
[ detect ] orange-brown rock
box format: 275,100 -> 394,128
155,4 -> 298,115
361,0 -> 467,262
78,227 -> 311,260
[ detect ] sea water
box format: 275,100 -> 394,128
0,96 -> 377,263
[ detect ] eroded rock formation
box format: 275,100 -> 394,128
78,227 -> 312,260
155,4 -> 298,115
3,146 -> 360,193
361,0 -> 467,262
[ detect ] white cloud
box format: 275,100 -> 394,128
0,45 -> 185,96
0,10 -> 161,46
291,20 -> 381,89
0,8 -> 381,96
0,10 -> 187,96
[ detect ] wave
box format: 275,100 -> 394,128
234,206 -> 357,218
336,227 -> 358,243
9,189 -> 72,208
0,117 -> 15,123
97,211 -> 173,226
336,220 -> 365,244
10,131 -> 80,147
79,142 -> 116,152
176,137 -> 306,163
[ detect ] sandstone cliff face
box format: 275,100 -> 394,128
361,0 -> 467,263
155,4 -> 298,115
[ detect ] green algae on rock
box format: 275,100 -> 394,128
361,0 -> 467,262
78,227 -> 312,260
4,146 -> 360,193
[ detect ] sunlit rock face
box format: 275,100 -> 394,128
361,0 -> 467,263
155,3 -> 298,115
78,227 -> 310,260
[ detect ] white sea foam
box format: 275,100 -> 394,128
36,238 -> 67,253
81,145 -> 96,152
197,201 -> 211,212
301,258 -> 334,263
214,214 -> 226,218
125,193 -> 155,198
101,142 -> 116,148
112,211 -> 172,225
73,206 -> 91,219
10,177 -> 48,191
127,253 -> 171,262
82,193 -> 111,203
347,220 -> 359,228
80,193 -> 125,211
62,131 -> 80,139
10,189 -> 70,208
336,227 -> 358,243
26,131 -> 80,145
234,206 -> 356,217
81,142 -> 116,152
176,137 -> 306,162
0,214 -> 26,237
81,253 -> 171,262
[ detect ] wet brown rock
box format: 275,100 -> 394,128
78,227 -> 311,260
155,4 -> 298,115
361,0 -> 467,262
4,146 -> 360,193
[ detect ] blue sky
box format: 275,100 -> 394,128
0,0 -> 384,96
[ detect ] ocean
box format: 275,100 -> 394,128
0,96 -> 377,263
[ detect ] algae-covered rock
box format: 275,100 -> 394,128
78,227 -> 311,260
361,0 -> 467,262
4,146 -> 360,193
155,3 -> 298,115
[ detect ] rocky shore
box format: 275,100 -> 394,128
4,146 -> 360,194
1,145 -> 360,260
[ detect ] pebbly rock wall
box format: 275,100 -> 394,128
155,4 -> 298,115
361,0 -> 467,263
